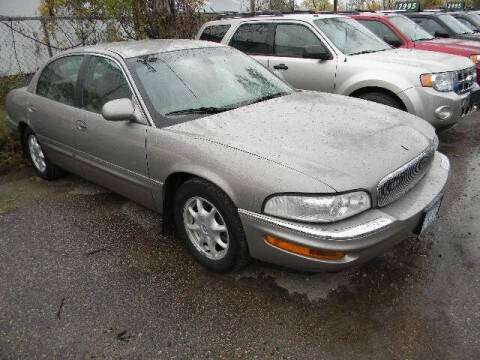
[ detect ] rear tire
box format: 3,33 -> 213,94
23,127 -> 64,180
357,92 -> 404,111
174,178 -> 250,273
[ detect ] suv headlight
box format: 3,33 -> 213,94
420,72 -> 454,92
263,191 -> 371,223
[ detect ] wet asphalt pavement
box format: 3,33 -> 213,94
0,114 -> 480,359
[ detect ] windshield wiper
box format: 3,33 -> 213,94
136,58 -> 157,73
349,49 -> 385,55
247,92 -> 288,105
165,106 -> 234,116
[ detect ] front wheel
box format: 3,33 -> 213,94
174,178 -> 250,273
24,128 -> 64,180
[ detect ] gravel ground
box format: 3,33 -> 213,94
0,114 -> 479,359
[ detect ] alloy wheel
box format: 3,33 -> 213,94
183,196 -> 229,260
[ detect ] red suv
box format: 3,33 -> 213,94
350,12 -> 480,84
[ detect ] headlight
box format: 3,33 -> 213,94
470,55 -> 480,64
420,72 -> 454,92
263,191 -> 371,223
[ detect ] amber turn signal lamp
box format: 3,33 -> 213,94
265,235 -> 345,261
420,74 -> 433,87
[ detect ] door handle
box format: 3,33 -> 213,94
27,106 -> 36,113
273,63 -> 288,70
75,120 -> 87,131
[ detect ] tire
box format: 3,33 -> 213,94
357,92 -> 404,111
174,178 -> 250,273
23,127 -> 64,180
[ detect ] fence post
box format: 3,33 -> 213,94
40,18 -> 53,57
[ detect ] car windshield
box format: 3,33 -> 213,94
438,14 -> 474,34
389,15 -> 434,41
314,17 -> 391,55
127,47 -> 293,122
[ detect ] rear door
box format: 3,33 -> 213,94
74,54 -> 154,208
199,24 -> 231,43
228,22 -> 274,67
28,55 -> 84,172
268,22 -> 336,92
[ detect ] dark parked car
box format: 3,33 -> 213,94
450,11 -> 480,32
405,11 -> 480,41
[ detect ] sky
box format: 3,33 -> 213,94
0,0 -> 41,16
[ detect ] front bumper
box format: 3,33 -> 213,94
238,151 -> 450,272
399,85 -> 479,128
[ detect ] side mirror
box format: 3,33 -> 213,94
303,45 -> 333,61
383,35 -> 402,48
102,98 -> 135,121
434,30 -> 449,38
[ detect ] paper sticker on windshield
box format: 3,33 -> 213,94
393,1 -> 420,11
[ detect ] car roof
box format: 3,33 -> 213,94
350,12 -> 388,18
406,11 -> 443,16
66,39 -> 223,59
206,13 -> 344,25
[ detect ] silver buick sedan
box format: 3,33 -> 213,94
5,39 -> 449,273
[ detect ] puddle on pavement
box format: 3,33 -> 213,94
231,264 -> 352,301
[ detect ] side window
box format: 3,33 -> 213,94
412,18 -> 445,35
36,55 -> 83,106
199,25 -> 231,43
274,24 -> 324,57
358,20 -> 402,43
229,23 -> 272,55
82,56 -> 132,114
456,18 -> 476,30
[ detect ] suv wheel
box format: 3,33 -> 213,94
174,178 -> 250,273
357,92 -> 404,110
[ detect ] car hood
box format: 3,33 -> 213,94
351,48 -> 473,72
163,91 -> 435,194
415,38 -> 480,56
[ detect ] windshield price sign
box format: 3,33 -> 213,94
446,1 -> 465,10
393,1 -> 420,11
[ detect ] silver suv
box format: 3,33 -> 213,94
197,13 -> 480,128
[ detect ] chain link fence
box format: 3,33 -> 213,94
0,15 -> 135,77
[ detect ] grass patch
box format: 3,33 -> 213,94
0,107 -> 25,173
0,73 -> 32,173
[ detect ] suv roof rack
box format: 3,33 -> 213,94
214,10 -> 283,20
281,10 -> 315,14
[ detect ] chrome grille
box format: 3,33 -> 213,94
377,146 -> 435,207
455,67 -> 476,94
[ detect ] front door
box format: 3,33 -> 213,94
74,55 -> 154,209
268,23 -> 337,92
